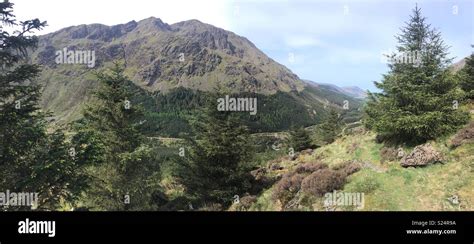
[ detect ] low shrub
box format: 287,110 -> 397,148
341,162 -> 362,176
272,172 -> 305,206
300,169 -> 346,196
240,195 -> 258,208
451,122 -> 474,148
380,147 -> 398,163
332,161 -> 362,176
295,162 -> 328,174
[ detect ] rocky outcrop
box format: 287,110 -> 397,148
400,143 -> 443,167
36,45 -> 57,67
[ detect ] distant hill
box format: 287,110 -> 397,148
303,80 -> 367,99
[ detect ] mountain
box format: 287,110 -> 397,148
30,17 -> 362,135
451,58 -> 467,73
340,86 -> 367,99
303,80 -> 367,99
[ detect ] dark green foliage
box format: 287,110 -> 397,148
460,47 -> 474,99
128,86 -> 358,137
319,109 -> 342,144
31,131 -> 94,209
288,126 -> 313,151
341,109 -> 363,124
364,6 -> 469,144
238,91 -> 317,133
0,2 -> 94,210
0,2 -> 46,179
77,63 -> 164,210
133,87 -> 206,137
84,64 -> 144,153
177,94 -> 255,208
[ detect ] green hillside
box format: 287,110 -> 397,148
232,104 -> 474,211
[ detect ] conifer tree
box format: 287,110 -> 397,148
365,6 -> 469,144
178,94 -> 254,208
83,63 -> 144,155
78,63 -> 163,210
0,2 -> 93,210
319,109 -> 341,144
288,126 -> 313,151
0,1 -> 46,186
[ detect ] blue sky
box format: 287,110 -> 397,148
227,0 -> 473,91
15,0 -> 474,91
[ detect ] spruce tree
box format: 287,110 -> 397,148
78,63 -> 163,210
83,63 -> 143,154
288,126 -> 312,151
0,1 -> 46,188
319,109 -> 341,144
178,94 -> 254,208
0,2 -> 93,210
365,6 -> 469,144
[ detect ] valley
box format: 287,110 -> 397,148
1,1 -> 472,213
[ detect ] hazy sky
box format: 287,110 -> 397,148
13,0 -> 474,91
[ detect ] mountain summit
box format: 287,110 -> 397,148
31,17 -> 360,125
34,17 -> 304,93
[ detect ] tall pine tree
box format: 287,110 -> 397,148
0,2 -> 46,191
177,94 -> 255,209
77,63 -> 164,210
365,6 -> 469,144
319,109 -> 341,144
288,126 -> 313,151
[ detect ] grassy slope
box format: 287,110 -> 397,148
249,106 -> 474,211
